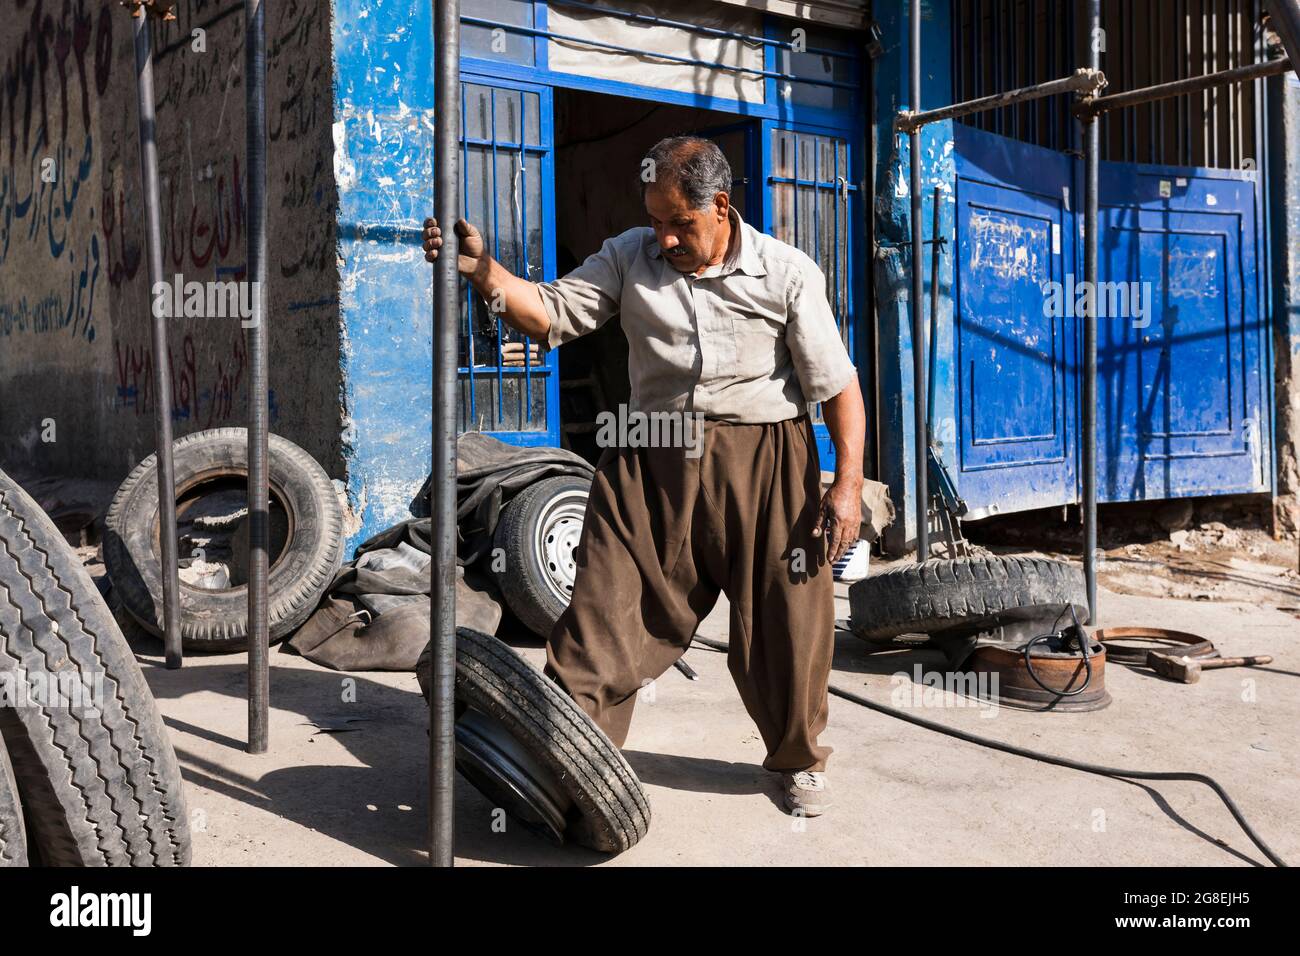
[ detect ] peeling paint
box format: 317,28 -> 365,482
968,212 -> 1042,282
333,120 -> 357,192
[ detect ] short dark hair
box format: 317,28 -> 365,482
641,136 -> 732,209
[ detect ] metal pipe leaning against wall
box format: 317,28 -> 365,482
129,6 -> 183,671
1082,0 -> 1102,624
908,0 -> 928,562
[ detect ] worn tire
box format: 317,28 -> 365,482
0,734 -> 26,867
849,555 -> 1088,642
103,428 -> 344,652
418,628 -> 650,853
0,469 -> 190,866
492,475 -> 590,640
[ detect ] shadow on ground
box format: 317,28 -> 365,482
133,637 -> 615,866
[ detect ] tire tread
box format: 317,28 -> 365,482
849,555 -> 1087,641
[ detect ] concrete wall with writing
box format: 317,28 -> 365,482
0,0 -> 343,488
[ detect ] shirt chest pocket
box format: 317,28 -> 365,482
724,290 -> 787,378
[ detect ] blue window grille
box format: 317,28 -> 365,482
766,127 -> 855,428
457,77 -> 560,446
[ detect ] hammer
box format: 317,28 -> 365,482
1149,653 -> 1273,684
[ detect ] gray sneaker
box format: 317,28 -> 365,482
781,770 -> 830,817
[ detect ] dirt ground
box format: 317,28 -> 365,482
94,571 -> 1297,868
967,494 -> 1300,609
22,472 -> 1299,867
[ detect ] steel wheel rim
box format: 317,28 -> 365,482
532,489 -> 587,607
455,707 -> 573,846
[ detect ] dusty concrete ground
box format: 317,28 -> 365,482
26,473 -> 1297,865
109,573 -> 1296,868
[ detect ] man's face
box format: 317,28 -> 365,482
645,182 -> 728,274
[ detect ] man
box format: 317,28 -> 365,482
423,135 -> 865,816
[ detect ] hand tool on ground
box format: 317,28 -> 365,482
672,659 -> 699,681
1149,653 -> 1273,685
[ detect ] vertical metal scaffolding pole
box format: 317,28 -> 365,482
926,186 -> 941,432
1082,0 -> 1102,623
430,0 -> 461,868
245,0 -> 270,754
909,0 -> 930,562
131,9 -> 182,671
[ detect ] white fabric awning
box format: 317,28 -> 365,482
545,0 -> 865,104
714,0 -> 869,30
547,0 -> 768,103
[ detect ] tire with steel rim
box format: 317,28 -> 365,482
417,628 -> 651,854
103,427 -> 344,652
0,468 -> 190,866
849,555 -> 1088,642
491,475 -> 590,640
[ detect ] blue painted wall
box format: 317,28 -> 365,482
872,0 -> 956,553
333,0 -> 438,547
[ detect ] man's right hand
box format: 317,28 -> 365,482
423,217 -> 488,279
421,215 -> 552,341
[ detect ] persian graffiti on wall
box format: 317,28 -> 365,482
0,0 -> 341,478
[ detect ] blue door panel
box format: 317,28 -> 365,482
954,126 -> 1077,516
953,125 -> 1267,515
1096,165 -> 1266,501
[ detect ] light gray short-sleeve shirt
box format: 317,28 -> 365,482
536,210 -> 857,423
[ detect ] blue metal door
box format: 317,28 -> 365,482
458,76 -> 560,447
953,125 -> 1078,516
1095,164 -> 1268,501
952,127 -> 1268,514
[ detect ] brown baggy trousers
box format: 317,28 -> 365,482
544,415 -> 834,773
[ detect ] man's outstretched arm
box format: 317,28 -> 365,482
423,217 -> 550,340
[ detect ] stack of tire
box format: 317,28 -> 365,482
0,470 -> 190,866
489,474 -> 590,641
103,427 -> 345,653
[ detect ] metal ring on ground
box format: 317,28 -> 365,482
967,639 -> 1112,712
1093,626 -> 1218,667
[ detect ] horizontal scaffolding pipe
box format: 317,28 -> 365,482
896,68 -> 1107,133
1078,56 -> 1292,116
